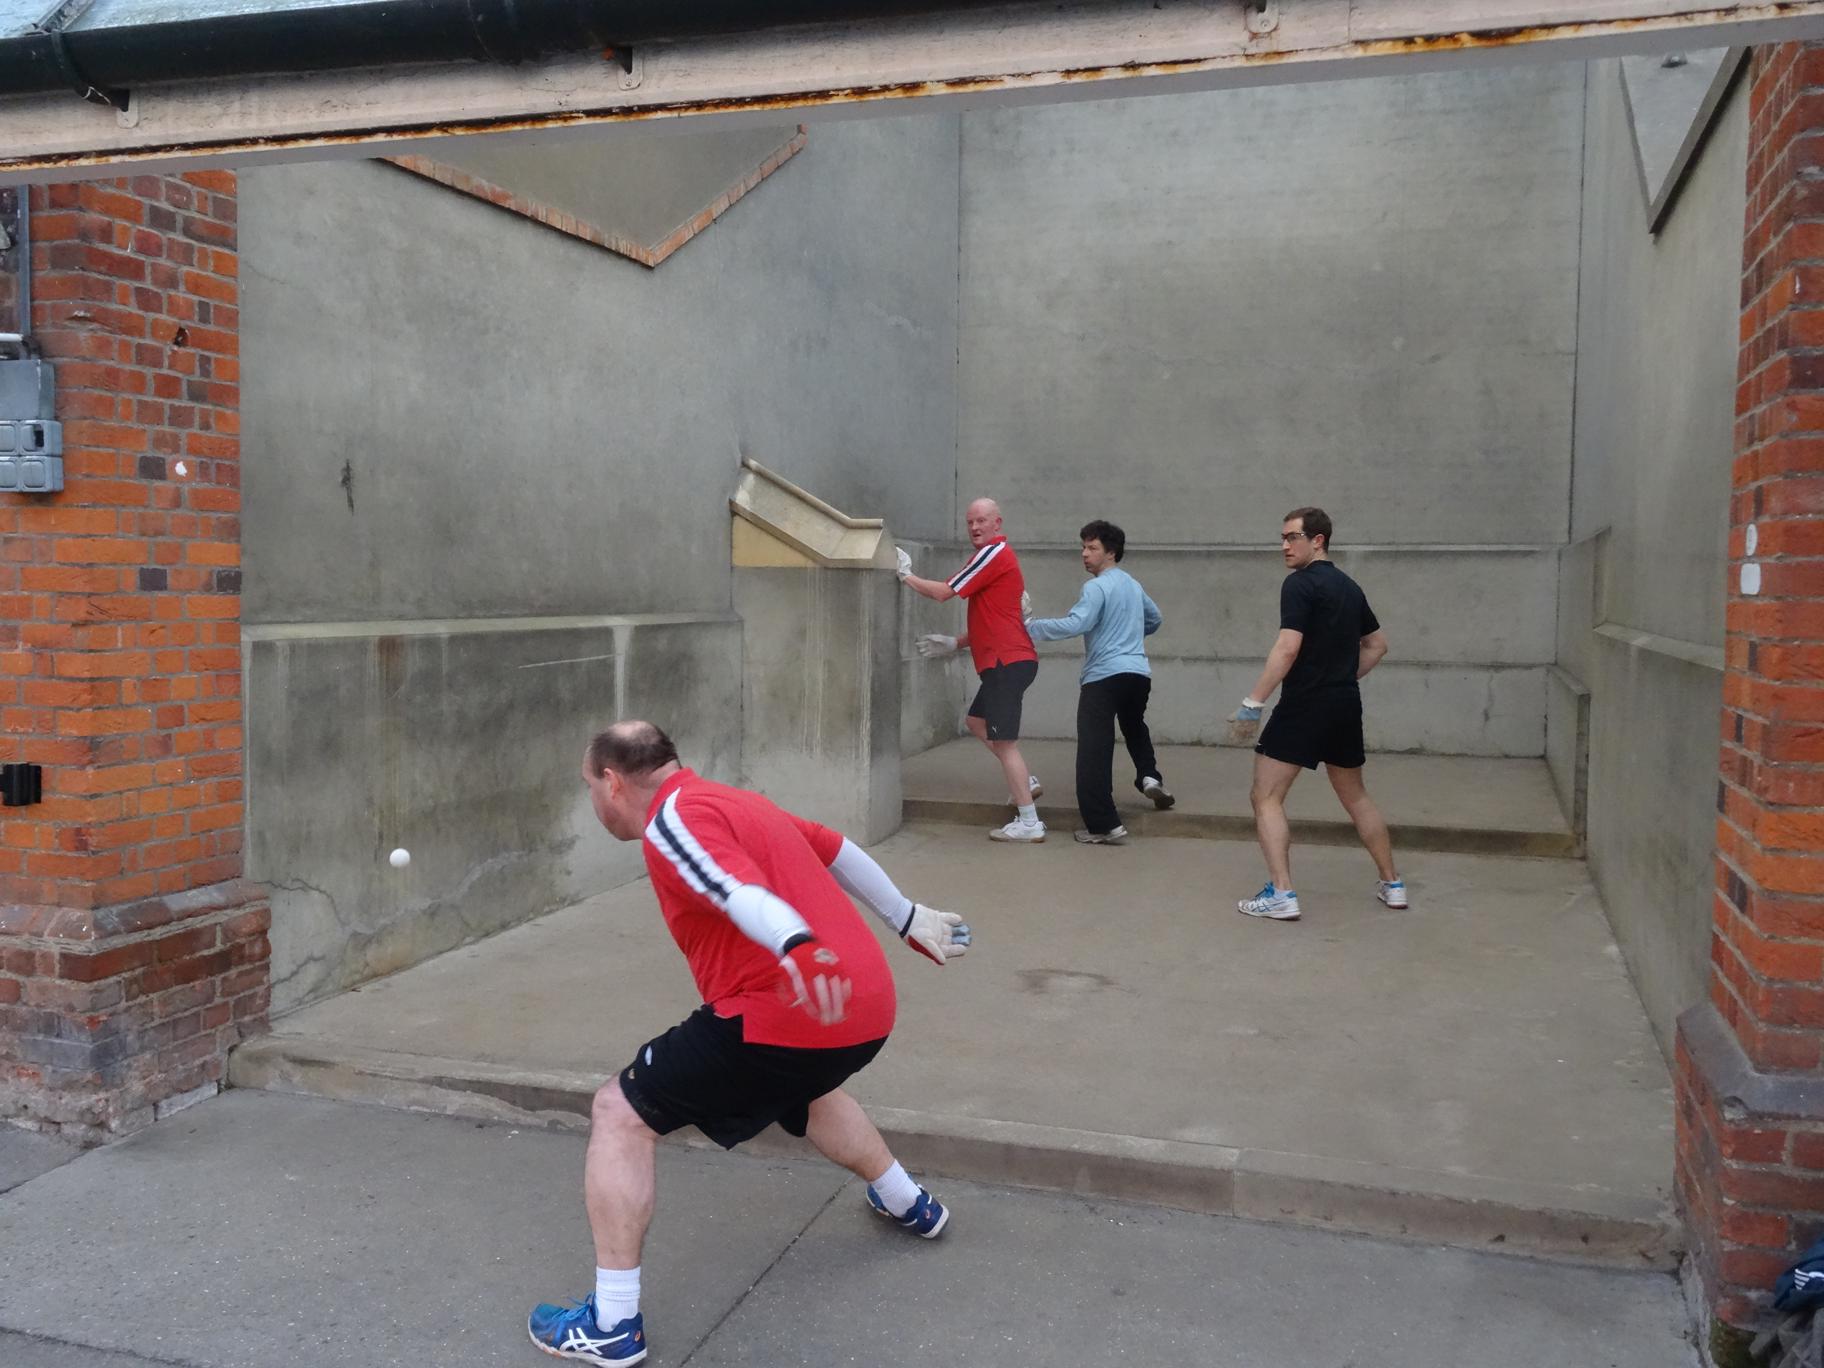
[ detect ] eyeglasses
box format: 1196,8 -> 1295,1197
1280,531 -> 1309,543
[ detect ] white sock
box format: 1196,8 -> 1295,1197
1016,804 -> 1039,824
870,1160 -> 922,1217
594,1266 -> 641,1329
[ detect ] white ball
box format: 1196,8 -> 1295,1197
388,847 -> 411,869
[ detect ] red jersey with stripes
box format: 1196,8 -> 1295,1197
641,769 -> 896,1048
948,536 -> 1036,674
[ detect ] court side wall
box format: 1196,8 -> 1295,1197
1561,62 -> 1742,1055
237,117 -> 963,1010
952,65 -> 1585,755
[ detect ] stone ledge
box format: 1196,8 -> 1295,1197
0,879 -> 267,943
1680,1004 -> 1824,1121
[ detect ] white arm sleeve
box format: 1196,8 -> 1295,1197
723,884 -> 813,955
828,838 -> 915,936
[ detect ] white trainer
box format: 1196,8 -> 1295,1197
1141,776 -> 1175,811
989,818 -> 1047,843
1376,879 -> 1409,910
1073,826 -> 1129,845
1238,883 -> 1301,921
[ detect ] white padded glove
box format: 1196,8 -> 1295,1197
1021,590 -> 1032,623
895,546 -> 913,581
916,634 -> 959,659
899,904 -> 972,965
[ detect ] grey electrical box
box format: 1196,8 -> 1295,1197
0,356 -> 61,493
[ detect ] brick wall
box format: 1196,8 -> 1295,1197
0,173 -> 267,1141
1680,40 -> 1824,1336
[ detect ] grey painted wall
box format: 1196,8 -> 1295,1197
240,115 -> 962,626
1563,62 -> 1743,1055
955,66 -> 1584,547
239,117 -> 965,1007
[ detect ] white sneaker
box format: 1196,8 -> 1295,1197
1073,825 -> 1129,845
989,818 -> 1046,843
1238,883 -> 1301,921
1028,776 -> 1044,802
1376,879 -> 1409,909
1141,776 -> 1175,811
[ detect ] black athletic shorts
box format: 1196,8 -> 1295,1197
618,1005 -> 887,1150
1256,688 -> 1366,771
968,658 -> 1038,741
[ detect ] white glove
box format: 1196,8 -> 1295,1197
1020,591 -> 1032,623
917,633 -> 959,659
894,546 -> 913,581
1227,697 -> 1265,744
898,904 -> 972,965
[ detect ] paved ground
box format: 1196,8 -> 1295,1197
236,820 -> 1674,1263
903,738 -> 1572,836
0,1092 -> 1697,1368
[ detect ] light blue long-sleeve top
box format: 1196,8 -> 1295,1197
1025,566 -> 1162,685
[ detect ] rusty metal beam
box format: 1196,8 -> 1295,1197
1,0 -> 1822,182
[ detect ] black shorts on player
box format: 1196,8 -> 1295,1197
967,658 -> 1038,741
618,1005 -> 887,1150
1256,688 -> 1366,771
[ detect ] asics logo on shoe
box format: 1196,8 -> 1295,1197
560,1328 -> 629,1352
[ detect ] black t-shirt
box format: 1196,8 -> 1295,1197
1278,560 -> 1379,700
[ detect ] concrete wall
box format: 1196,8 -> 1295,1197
239,117 -> 964,1008
1563,62 -> 1743,1053
949,66 -> 1585,755
246,616 -> 741,1010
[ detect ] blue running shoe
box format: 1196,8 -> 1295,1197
866,1183 -> 950,1238
527,1293 -> 647,1364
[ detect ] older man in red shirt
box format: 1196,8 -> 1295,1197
897,497 -> 1046,843
527,720 -> 971,1365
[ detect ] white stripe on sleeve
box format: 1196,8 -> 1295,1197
947,540 -> 1004,592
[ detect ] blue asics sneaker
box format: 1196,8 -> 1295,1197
866,1183 -> 950,1238
527,1294 -> 647,1364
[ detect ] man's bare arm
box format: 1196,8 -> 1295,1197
1246,628 -> 1305,705
1357,630 -> 1389,680
903,573 -> 957,603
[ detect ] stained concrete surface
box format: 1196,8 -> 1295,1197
251,819 -> 1668,1213
0,1092 -> 1696,1368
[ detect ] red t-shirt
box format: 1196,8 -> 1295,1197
947,536 -> 1036,674
641,769 -> 896,1049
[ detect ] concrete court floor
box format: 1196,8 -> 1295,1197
0,1091 -> 1698,1368
902,738 -> 1572,836
248,820 -> 1673,1236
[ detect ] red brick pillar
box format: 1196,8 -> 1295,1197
0,174 -> 267,1142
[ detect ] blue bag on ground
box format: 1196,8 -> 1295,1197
1775,1237 -> 1824,1314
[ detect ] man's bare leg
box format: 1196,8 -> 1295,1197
1249,754 -> 1303,891
805,1088 -> 895,1180
806,1089 -> 948,1234
1326,764 -> 1398,883
584,1080 -> 659,1269
966,717 -> 1034,807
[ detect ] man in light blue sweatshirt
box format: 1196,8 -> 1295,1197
1024,520 -> 1174,844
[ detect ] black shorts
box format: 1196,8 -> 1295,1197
1256,689 -> 1366,771
618,1005 -> 887,1150
968,659 -> 1038,741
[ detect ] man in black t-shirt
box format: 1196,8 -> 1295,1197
1225,507 -> 1406,922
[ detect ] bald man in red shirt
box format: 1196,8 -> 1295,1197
898,497 -> 1046,843
527,720 -> 971,1365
